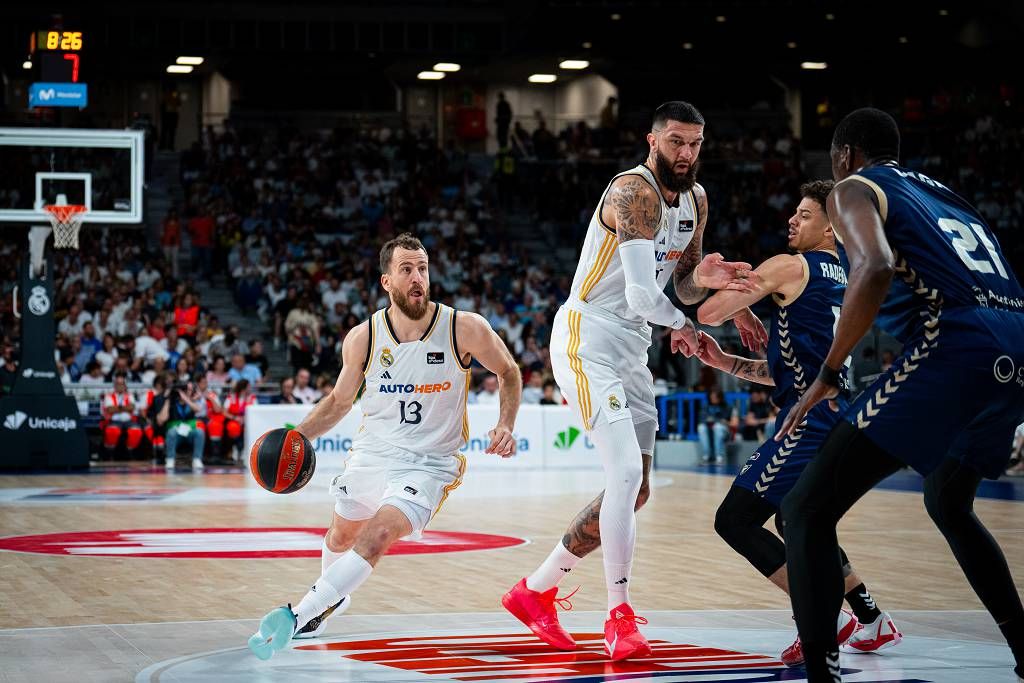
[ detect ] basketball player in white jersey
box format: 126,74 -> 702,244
248,233 -> 521,660
502,101 -> 767,661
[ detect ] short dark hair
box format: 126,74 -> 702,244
379,232 -> 426,273
832,107 -> 900,161
799,180 -> 835,211
652,101 -> 705,130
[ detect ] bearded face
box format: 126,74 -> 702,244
390,283 -> 430,320
654,147 -> 699,194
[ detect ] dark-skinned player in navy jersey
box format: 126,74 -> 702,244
777,108 -> 1024,682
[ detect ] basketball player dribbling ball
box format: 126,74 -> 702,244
248,233 -> 522,660
778,108 -> 1024,682
502,101 -> 768,661
694,181 -> 901,665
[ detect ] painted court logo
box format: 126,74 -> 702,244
0,528 -> 526,559
553,426 -> 581,450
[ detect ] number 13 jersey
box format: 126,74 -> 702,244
357,303 -> 472,457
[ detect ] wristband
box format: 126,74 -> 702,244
817,362 -> 843,388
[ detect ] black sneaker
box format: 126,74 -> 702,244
293,596 -> 350,639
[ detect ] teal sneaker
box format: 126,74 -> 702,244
248,606 -> 297,660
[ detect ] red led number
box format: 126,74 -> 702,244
64,53 -> 79,82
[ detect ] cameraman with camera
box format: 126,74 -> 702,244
157,377 -> 206,472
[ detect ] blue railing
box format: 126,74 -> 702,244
656,391 -> 751,440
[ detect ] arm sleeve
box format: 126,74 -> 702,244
619,239 -> 688,329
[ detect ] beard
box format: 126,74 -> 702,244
391,287 -> 431,320
654,149 -> 699,194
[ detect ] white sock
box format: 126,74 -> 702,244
293,550 -> 372,630
592,419 -> 642,612
321,537 -> 344,574
605,560 -> 632,610
526,543 -> 582,593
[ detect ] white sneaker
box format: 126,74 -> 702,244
192,457 -> 204,471
293,596 -> 351,639
165,458 -> 175,471
842,611 -> 903,653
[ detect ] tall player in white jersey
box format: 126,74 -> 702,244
502,101 -> 767,661
248,233 -> 522,660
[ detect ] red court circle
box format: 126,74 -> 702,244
0,528 -> 528,559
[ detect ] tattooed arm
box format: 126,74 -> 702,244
606,175 -> 661,242
605,175 -> 695,344
673,184 -> 710,304
695,331 -> 776,386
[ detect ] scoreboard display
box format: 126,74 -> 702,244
28,28 -> 87,108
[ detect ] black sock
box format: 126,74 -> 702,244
999,617 -> 1024,668
844,583 -> 882,624
800,642 -> 841,682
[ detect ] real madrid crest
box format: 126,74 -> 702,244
608,394 -> 621,411
28,286 -> 50,316
380,347 -> 394,367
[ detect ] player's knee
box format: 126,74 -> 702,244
713,499 -> 737,543
356,524 -> 398,560
326,525 -> 357,553
779,488 -> 809,537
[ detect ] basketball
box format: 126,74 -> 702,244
249,428 -> 316,494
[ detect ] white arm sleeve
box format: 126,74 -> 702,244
619,239 -> 688,329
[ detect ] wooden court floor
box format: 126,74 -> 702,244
2,465 -> 1022,631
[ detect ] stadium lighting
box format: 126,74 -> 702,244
939,8 -> 949,15
715,15 -> 727,22
417,71 -> 445,80
559,60 -> 589,70
682,42 -> 694,50
528,74 -> 557,83
433,62 -> 461,72
825,13 -> 835,20
899,36 -> 909,43
166,65 -> 194,74
800,61 -> 828,70
582,41 -> 592,49
610,13 -> 621,21
787,41 -> 798,48
176,56 -> 204,65
22,60 -> 32,69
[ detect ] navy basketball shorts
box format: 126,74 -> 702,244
842,308 -> 1024,479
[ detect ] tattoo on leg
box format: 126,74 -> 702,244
562,492 -> 604,557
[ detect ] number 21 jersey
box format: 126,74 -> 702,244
357,304 -> 472,456
837,164 -> 1024,343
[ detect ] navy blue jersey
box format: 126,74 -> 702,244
837,164 -> 1024,343
766,250 -> 849,408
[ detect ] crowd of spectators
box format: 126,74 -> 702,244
2,102 -> 1021,467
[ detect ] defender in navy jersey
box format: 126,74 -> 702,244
778,108 -> 1024,682
248,233 -> 521,661
695,181 -> 901,664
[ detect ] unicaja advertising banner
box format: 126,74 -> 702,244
245,404 -> 599,471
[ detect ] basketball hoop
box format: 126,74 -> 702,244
43,203 -> 87,250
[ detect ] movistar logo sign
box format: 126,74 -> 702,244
554,426 -> 582,451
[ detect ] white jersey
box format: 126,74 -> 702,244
357,303 -> 471,456
568,163 -> 700,325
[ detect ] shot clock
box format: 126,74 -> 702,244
28,28 -> 88,108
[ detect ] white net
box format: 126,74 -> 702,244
44,202 -> 87,250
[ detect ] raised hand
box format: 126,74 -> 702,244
695,252 -> 760,292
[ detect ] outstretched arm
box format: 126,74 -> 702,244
456,312 -> 521,457
777,180 -> 894,438
695,331 -> 776,386
295,322 -> 368,441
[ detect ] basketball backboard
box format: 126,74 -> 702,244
0,127 -> 144,224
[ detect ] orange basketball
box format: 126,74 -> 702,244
249,428 -> 316,494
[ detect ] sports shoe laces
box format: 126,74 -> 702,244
542,585 -> 580,612
612,612 -> 649,632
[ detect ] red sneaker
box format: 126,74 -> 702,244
781,608 -> 860,667
843,612 -> 903,653
603,603 -> 652,661
501,578 -> 577,650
